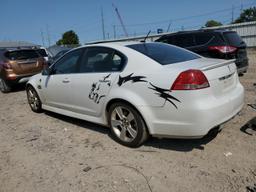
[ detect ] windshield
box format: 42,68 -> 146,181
127,43 -> 200,65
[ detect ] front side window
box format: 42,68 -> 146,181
79,47 -> 126,73
51,49 -> 83,74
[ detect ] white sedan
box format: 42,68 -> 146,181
26,42 -> 244,147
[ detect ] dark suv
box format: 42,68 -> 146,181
0,48 -> 46,93
155,29 -> 249,74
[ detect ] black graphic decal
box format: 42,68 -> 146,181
149,83 -> 181,109
118,73 -> 147,86
89,74 -> 111,104
96,95 -> 106,104
100,73 -> 111,86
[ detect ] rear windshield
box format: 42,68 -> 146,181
37,49 -> 48,57
5,50 -> 39,60
127,43 -> 200,65
224,32 -> 244,46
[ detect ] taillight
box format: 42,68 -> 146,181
208,46 -> 237,54
171,70 -> 210,90
0,61 -> 12,69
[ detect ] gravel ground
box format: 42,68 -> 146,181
0,50 -> 255,192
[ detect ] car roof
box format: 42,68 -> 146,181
158,29 -> 233,38
83,41 -> 162,50
85,41 -> 142,47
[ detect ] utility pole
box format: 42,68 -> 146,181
40,29 -> 45,47
101,7 -> 106,40
46,25 -> 51,47
240,0 -> 243,12
112,3 -> 128,37
231,5 -> 234,23
167,21 -> 172,32
113,25 -> 116,39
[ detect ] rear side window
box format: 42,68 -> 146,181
127,43 -> 200,65
224,32 -> 244,46
194,33 -> 213,45
156,36 -> 175,44
79,47 -> 126,73
174,34 -> 195,47
5,50 -> 39,60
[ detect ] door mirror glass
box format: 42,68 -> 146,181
42,64 -> 51,76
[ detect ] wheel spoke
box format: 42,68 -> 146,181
111,119 -> 122,127
0,79 -> 3,90
115,107 -> 124,119
28,90 -> 34,98
120,127 -> 127,141
126,112 -> 134,123
127,126 -> 137,138
34,98 -> 39,106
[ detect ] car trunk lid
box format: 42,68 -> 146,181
200,59 -> 237,97
165,57 -> 238,96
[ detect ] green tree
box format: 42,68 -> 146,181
56,30 -> 80,45
234,7 -> 256,23
205,20 -> 223,27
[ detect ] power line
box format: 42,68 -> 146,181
113,25 -> 116,39
232,5 -> 235,23
46,24 -> 51,47
114,2 -> 255,28
101,7 -> 106,40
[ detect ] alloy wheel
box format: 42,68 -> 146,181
27,88 -> 41,111
111,106 -> 138,142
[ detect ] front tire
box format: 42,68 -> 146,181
26,86 -> 42,113
108,102 -> 148,148
0,77 -> 11,93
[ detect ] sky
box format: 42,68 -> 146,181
0,0 -> 255,46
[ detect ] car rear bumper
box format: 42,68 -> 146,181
237,66 -> 248,74
236,58 -> 249,74
2,72 -> 39,85
138,83 -> 244,138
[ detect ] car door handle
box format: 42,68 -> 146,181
62,79 -> 70,83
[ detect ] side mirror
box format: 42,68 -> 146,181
42,64 -> 51,76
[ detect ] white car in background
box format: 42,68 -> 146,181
26,42 -> 244,147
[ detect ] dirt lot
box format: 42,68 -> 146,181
0,50 -> 255,192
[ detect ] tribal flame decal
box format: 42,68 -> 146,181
149,83 -> 181,109
117,73 -> 147,86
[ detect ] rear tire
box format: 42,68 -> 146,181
108,102 -> 148,148
26,86 -> 43,113
0,77 -> 11,93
